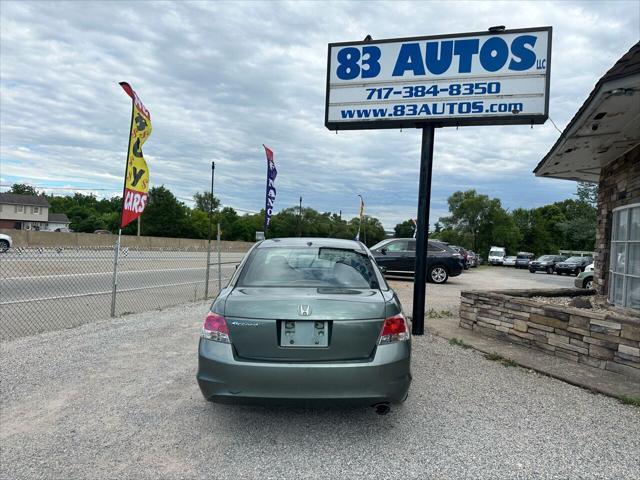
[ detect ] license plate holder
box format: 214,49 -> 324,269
280,321 -> 328,347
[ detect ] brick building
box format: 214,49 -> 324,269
534,41 -> 640,311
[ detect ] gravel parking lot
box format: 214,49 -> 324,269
1,267 -> 639,479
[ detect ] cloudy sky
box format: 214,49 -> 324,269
1,0 -> 638,229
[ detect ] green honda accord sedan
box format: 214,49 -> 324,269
197,237 -> 412,409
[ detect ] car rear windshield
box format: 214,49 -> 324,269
565,256 -> 584,262
537,255 -> 555,261
489,250 -> 504,256
517,254 -> 532,259
238,247 -> 380,288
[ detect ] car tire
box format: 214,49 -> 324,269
584,279 -> 594,289
529,269 -> 535,273
546,267 -> 554,274
0,240 -> 9,253
429,265 -> 448,284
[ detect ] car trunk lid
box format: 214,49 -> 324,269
224,287 -> 385,362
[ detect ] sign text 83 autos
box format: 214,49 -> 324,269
325,27 -> 552,130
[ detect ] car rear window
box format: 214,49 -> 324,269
238,247 -> 380,288
565,256 -> 583,262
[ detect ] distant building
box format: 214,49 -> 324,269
0,193 -> 71,231
535,41 -> 639,311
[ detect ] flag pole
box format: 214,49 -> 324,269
356,194 -> 364,241
111,97 -> 136,318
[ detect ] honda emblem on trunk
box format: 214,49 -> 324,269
298,305 -> 312,316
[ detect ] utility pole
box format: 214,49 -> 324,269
298,196 -> 303,237
204,162 -> 215,298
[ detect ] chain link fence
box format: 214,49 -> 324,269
0,244 -> 247,341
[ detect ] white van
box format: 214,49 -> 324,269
488,246 -> 506,265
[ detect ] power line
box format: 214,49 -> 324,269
548,117 -> 564,135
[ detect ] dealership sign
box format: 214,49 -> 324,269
325,27 -> 552,130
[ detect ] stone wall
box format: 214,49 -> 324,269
0,228 -> 254,252
459,289 -> 640,378
594,144 -> 640,295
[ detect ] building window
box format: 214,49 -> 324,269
33,206 -> 40,214
15,205 -> 24,213
609,203 -> 640,309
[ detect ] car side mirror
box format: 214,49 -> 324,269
380,247 -> 387,255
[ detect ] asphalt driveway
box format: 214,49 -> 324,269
1,268 -> 639,480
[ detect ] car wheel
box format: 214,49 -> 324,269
584,279 -> 593,289
546,267 -> 554,274
0,240 -> 9,253
429,265 -> 448,284
529,269 -> 535,273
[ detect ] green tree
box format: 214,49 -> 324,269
193,191 -> 221,212
394,219 -> 415,238
576,182 -> 598,206
140,186 -> 188,238
9,183 -> 38,195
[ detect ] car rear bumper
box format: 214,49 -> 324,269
529,264 -> 549,271
556,266 -> 580,274
197,339 -> 411,405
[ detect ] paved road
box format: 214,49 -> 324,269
1,268 -> 638,479
0,249 -> 246,341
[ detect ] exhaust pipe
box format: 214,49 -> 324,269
373,403 -> 390,415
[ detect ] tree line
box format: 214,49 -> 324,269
6,183 -> 387,247
394,183 -> 598,256
7,182 -> 597,254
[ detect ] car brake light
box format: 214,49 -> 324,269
202,312 -> 231,343
378,314 -> 410,345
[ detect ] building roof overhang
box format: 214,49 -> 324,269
534,42 -> 640,183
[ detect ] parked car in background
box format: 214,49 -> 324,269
555,256 -> 594,276
503,256 -> 517,267
488,246 -> 506,265
466,251 -> 478,268
197,237 -> 411,408
585,263 -> 595,272
575,270 -> 594,289
529,255 -> 568,274
94,229 -> 112,235
515,252 -> 535,269
0,233 -> 12,252
449,245 -> 470,270
370,238 -> 463,284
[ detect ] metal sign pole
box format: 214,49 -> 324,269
110,228 -> 122,317
412,125 -> 435,335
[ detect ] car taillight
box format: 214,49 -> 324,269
201,312 -> 231,343
378,314 -> 410,345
